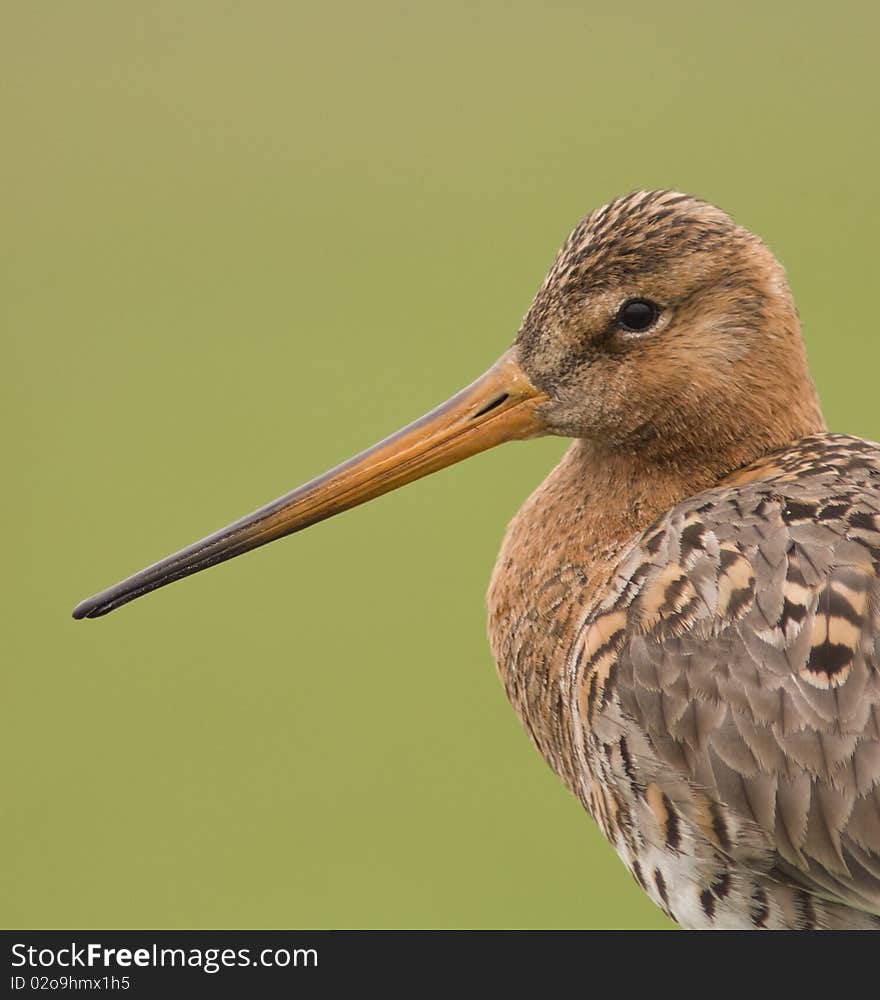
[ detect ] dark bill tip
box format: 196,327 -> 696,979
73,595 -> 122,620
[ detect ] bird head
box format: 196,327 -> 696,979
516,190 -> 824,467
73,191 -> 825,619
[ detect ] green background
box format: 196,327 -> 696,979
5,1 -> 879,929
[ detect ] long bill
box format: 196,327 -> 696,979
72,349 -> 549,620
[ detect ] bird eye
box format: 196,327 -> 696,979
617,299 -> 660,333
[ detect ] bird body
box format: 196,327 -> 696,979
490,434 -> 880,928
75,191 -> 880,929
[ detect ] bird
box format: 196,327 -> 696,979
73,190 -> 880,930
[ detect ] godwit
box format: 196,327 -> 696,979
74,191 -> 880,929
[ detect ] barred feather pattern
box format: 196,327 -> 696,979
567,433 -> 880,928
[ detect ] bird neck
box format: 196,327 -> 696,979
486,413 -> 825,790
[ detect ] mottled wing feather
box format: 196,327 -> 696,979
577,434 -> 880,918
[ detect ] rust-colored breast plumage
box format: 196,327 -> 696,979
570,434 -> 880,928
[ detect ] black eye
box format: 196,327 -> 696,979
617,299 -> 660,333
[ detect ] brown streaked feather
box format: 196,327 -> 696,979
576,433 -> 880,920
